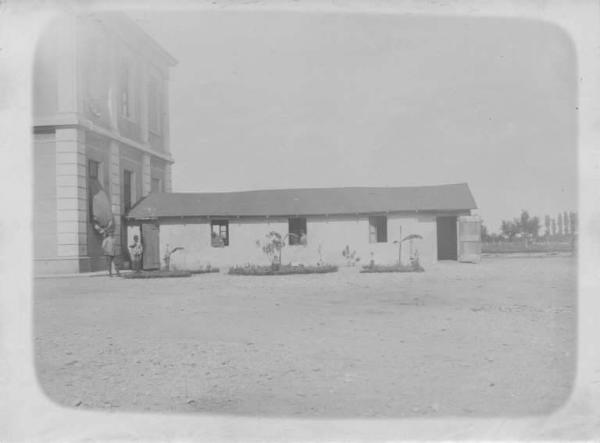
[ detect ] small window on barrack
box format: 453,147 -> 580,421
211,220 -> 229,247
288,217 -> 307,245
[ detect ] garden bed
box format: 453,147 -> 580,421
360,263 -> 424,273
189,268 -> 220,275
121,270 -> 192,279
228,264 -> 338,276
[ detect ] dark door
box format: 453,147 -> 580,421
141,223 -> 161,270
437,216 -> 458,260
123,170 -> 133,212
122,170 -> 133,261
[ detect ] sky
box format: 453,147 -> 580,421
132,10 -> 577,233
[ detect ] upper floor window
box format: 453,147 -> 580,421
148,77 -> 162,134
88,159 -> 100,180
119,61 -> 134,119
288,217 -> 307,245
369,215 -> 388,243
83,36 -> 105,107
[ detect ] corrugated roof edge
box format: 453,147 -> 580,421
136,182 -> 473,197
126,183 -> 477,219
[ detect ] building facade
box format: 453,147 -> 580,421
33,12 -> 177,274
126,184 -> 481,270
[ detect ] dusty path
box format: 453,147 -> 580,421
34,256 -> 576,417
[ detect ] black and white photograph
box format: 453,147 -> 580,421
1,0 -> 600,441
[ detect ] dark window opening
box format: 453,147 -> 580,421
123,170 -> 133,213
120,62 -> 131,118
88,159 -> 99,180
148,77 -> 161,134
88,159 -> 101,219
288,217 -> 307,245
369,216 -> 388,243
211,220 -> 229,247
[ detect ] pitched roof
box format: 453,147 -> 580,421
126,183 -> 477,220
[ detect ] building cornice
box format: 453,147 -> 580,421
33,114 -> 174,164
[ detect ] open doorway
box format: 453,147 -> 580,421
437,216 -> 457,260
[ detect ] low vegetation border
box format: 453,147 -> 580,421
188,268 -> 220,275
360,264 -> 424,273
228,264 -> 338,276
121,270 -> 192,279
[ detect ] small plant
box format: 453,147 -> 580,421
361,248 -> 424,273
409,252 -> 424,272
342,245 -> 361,267
393,234 -> 423,266
163,244 -> 184,271
257,231 -> 298,271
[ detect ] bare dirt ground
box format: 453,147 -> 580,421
34,256 -> 576,418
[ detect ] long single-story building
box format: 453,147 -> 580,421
125,183 -> 481,270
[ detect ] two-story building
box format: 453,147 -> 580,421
33,11 -> 177,274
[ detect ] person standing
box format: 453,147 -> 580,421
129,234 -> 143,273
102,231 -> 120,277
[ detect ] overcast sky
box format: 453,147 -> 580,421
132,10 -> 577,233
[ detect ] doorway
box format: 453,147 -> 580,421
141,223 -> 161,270
437,216 -> 457,260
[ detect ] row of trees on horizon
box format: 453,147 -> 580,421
481,210 -> 578,242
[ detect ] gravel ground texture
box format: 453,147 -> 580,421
34,255 -> 576,418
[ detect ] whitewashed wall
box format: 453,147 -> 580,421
158,213 -> 439,271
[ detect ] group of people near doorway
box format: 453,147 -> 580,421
101,232 -> 143,277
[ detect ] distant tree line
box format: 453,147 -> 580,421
481,210 -> 578,242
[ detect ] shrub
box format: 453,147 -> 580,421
228,264 -> 338,276
189,267 -> 220,274
393,234 -> 423,266
256,231 -> 298,271
163,244 -> 184,271
360,256 -> 424,273
342,245 -> 360,266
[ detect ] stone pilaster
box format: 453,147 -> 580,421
140,62 -> 149,143
164,163 -> 172,192
109,140 -> 121,254
142,153 -> 151,197
55,128 -> 87,266
107,33 -> 119,132
163,79 -> 170,154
